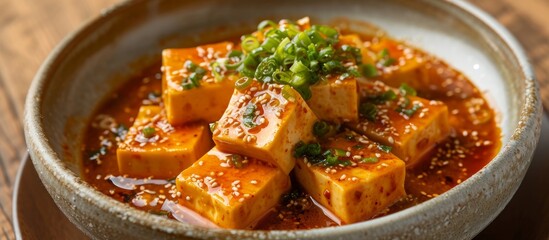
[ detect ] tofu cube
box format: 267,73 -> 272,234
363,38 -> 428,89
309,76 -> 359,123
212,81 -> 319,174
162,42 -> 236,126
293,132 -> 406,223
117,106 -> 213,178
349,80 -> 450,166
176,147 -> 291,229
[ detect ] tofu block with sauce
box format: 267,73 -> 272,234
176,147 -> 291,229
308,76 -> 359,123
293,131 -> 406,223
162,42 -> 237,126
117,106 -> 213,178
212,81 -> 319,174
363,38 -> 428,90
349,80 -> 450,166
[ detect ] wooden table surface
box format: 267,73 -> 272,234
0,0 -> 548,239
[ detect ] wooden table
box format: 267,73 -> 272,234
0,0 -> 547,239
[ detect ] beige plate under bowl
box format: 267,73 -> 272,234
24,0 -> 541,239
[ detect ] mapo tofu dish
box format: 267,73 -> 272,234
82,17 -> 500,229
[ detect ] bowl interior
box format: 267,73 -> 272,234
30,0 -> 535,238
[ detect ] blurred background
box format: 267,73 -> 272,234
0,0 -> 547,239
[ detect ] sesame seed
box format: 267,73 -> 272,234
250,180 -> 258,185
339,174 -> 347,181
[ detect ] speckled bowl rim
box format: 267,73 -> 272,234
24,0 -> 540,239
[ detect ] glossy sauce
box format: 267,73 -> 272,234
81,34 -> 500,229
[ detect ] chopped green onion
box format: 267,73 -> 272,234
312,25 -> 339,44
184,60 -> 198,71
235,77 -> 253,91
380,90 -> 397,102
352,144 -> 365,149
209,122 -> 217,133
313,121 -> 330,137
181,82 -> 194,90
231,154 -> 243,168
261,37 -> 281,53
242,54 -> 259,68
228,50 -> 243,58
378,144 -> 392,153
399,83 -> 417,96
378,48 -> 396,67
241,36 -> 260,53
339,160 -> 352,166
294,141 -> 322,158
324,153 -> 339,166
318,46 -> 335,62
255,57 -> 279,82
273,70 -> 291,84
290,72 -> 309,88
281,85 -> 296,102
359,63 -> 378,78
210,62 -> 224,82
142,126 -> 156,138
290,60 -> 309,73
397,103 -> 422,117
243,103 -> 257,128
294,85 -> 312,100
258,20 -> 277,30
379,48 -> 390,58
274,37 -> 291,61
322,60 -> 344,73
383,57 -> 396,66
333,148 -> 347,157
294,32 -> 312,47
361,157 -> 379,163
359,102 -> 378,121
306,30 -> 326,45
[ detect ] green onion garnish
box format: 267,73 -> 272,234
258,20 -> 277,30
209,122 -> 217,133
378,48 -> 396,67
378,144 -> 392,153
222,19 -> 366,100
399,83 -> 417,96
333,148 -> 347,157
180,60 -> 206,90
313,121 -> 330,137
359,102 -> 378,121
243,103 -> 257,128
231,154 -> 243,168
359,63 -> 378,78
142,126 -> 156,138
235,77 -> 253,91
397,103 -> 422,117
241,36 -> 260,53
361,157 -> 379,163
281,85 -> 296,102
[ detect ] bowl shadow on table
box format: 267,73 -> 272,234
475,113 -> 549,240
14,114 -> 548,239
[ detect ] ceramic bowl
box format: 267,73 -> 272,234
24,0 -> 541,239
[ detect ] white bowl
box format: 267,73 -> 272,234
24,0 -> 541,239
